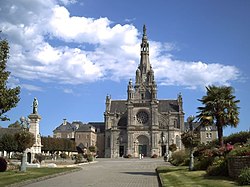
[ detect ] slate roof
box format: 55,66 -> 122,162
109,99 -> 180,114
88,122 -> 105,133
110,100 -> 127,113
53,122 -> 76,133
158,100 -> 179,113
76,124 -> 94,132
184,122 -> 217,131
0,127 -> 22,138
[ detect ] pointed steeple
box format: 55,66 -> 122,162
139,24 -> 151,83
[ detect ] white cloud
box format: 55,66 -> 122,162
21,84 -> 43,92
0,0 -> 241,90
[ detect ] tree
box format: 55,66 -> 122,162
14,131 -> 35,172
8,120 -> 21,128
197,85 -> 240,147
0,38 -> 20,121
0,133 -> 17,158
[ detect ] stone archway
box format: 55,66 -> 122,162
136,135 -> 149,157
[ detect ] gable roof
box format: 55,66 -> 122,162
76,124 -> 94,132
53,122 -> 76,133
110,100 -> 127,113
184,122 -> 217,131
88,122 -> 105,133
158,100 -> 179,113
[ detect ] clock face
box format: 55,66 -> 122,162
136,111 -> 149,124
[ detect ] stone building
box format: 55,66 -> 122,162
104,25 -> 185,158
53,120 -> 105,157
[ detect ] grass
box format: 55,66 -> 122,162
0,167 -> 79,187
157,166 -> 244,187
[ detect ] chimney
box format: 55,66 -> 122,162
63,119 -> 67,125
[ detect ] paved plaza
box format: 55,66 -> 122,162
25,158 -> 169,187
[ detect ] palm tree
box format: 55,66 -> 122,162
197,85 -> 240,147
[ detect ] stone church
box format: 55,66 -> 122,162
104,25 -> 185,158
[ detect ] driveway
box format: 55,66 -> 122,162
25,158 -> 168,187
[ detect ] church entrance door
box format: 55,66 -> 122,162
27,152 -> 31,163
119,146 -> 124,157
139,145 -> 147,157
161,145 -> 166,156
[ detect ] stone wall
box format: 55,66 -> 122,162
228,156 -> 250,178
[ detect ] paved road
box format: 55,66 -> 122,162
25,158 -> 169,187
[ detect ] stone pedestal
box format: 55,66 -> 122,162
27,113 -> 42,163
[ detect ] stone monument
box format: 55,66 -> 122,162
26,98 -> 42,163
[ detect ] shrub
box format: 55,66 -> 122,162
74,154 -> 83,164
169,150 -> 189,166
60,152 -> 68,160
194,156 -> 214,170
228,145 -> 250,156
0,157 -> 7,172
86,154 -> 93,162
238,167 -> 250,185
206,157 -> 228,176
35,153 -> 45,163
224,131 -> 250,145
169,144 -> 177,152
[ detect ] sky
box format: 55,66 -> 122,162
0,0 -> 249,136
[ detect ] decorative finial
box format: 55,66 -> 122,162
143,25 -> 147,36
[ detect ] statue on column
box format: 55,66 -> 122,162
32,97 -> 38,114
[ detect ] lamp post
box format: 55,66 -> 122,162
187,115 -> 195,171
19,116 -> 30,172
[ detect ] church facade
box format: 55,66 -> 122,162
104,26 -> 185,158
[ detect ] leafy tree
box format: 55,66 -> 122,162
41,136 -> 76,153
0,38 -> 20,121
169,144 -> 177,152
0,133 -> 17,158
89,146 -> 97,153
14,131 -> 35,172
197,85 -> 240,147
8,120 -> 21,128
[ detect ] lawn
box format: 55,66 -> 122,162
0,167 -> 79,187
157,166 -> 243,187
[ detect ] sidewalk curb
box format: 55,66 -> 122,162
155,168 -> 163,187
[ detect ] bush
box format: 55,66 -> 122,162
224,131 -> 250,145
60,152 -> 68,160
238,167 -> 250,185
206,157 -> 228,176
194,156 -> 214,170
228,145 -> 250,156
169,150 -> 189,166
169,144 -> 177,152
86,154 -> 93,162
74,154 -> 83,164
35,153 -> 45,163
0,157 -> 7,172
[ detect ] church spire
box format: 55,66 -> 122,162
138,24 -> 151,83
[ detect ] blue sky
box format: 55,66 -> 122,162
0,0 -> 249,136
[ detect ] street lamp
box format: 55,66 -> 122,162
187,115 -> 195,171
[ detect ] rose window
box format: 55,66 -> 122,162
136,111 -> 149,124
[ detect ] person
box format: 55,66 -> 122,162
33,97 -> 38,114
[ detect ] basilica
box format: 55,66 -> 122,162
104,25 -> 185,158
